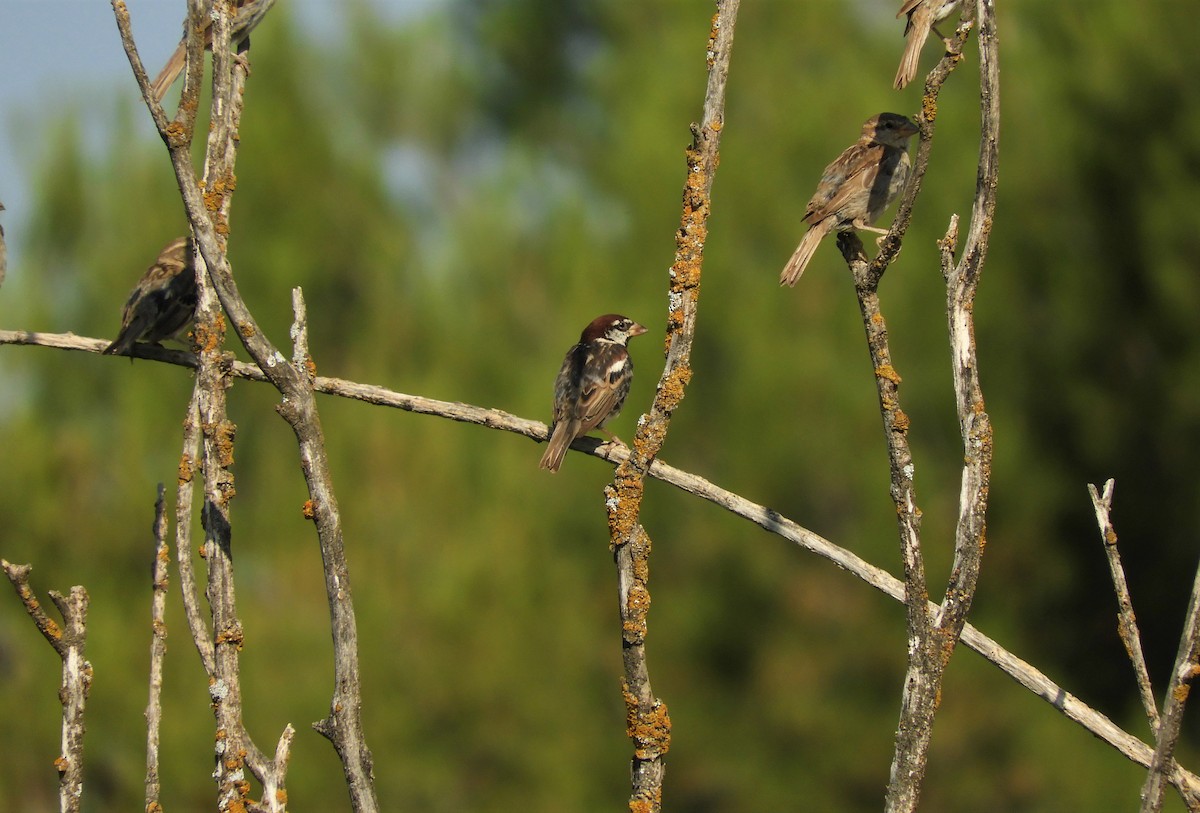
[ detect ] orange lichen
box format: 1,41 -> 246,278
192,313 -> 228,354
215,625 -> 245,650
875,364 -> 902,386
607,477 -> 646,543
54,756 -> 68,774
629,702 -> 672,760
214,420 -> 237,468
164,121 -> 189,146
625,583 -> 651,620
921,95 -> 938,122
178,452 -> 196,484
656,365 -> 693,414
301,500 -> 315,520
1174,684 -> 1191,703
892,409 -> 910,432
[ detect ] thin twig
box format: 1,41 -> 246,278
1139,559 -> 1200,811
871,16 -> 975,280
177,392 -> 217,674
1,561 -> 92,813
1089,479 -> 1159,729
145,484 -> 171,813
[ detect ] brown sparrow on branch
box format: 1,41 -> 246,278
150,0 -> 277,102
539,314 -> 647,473
103,236 -> 198,356
779,113 -> 918,287
894,0 -> 961,90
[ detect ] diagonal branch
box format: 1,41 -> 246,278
114,3 -> 325,810
4,326 -> 1200,799
870,16 -> 975,281
603,4 -> 738,809
1,561 -> 92,813
1139,557 -> 1200,812
833,2 -> 999,810
1089,479 -> 1160,729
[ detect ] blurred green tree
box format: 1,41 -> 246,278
0,1 -> 1197,811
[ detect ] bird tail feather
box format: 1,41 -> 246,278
539,420 -> 579,473
780,219 -> 834,287
151,43 -> 187,103
894,16 -> 931,90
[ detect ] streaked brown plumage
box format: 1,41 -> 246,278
103,236 -> 197,356
540,314 -> 647,473
150,0 -> 277,103
779,113 -> 918,287
894,0 -> 961,90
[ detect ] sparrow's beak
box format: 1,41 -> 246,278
629,322 -> 649,337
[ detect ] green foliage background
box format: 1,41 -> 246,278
1,1 -> 1199,810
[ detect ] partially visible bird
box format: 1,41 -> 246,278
780,113 -> 918,287
539,314 -> 647,473
150,0 -> 277,103
894,0 -> 961,91
103,236 -> 198,357
0,201 -> 7,291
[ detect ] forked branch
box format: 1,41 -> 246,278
1,561 -> 92,813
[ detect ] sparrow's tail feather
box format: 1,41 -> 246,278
780,218 -> 834,287
539,420 -> 580,473
894,14 -> 932,90
151,42 -> 187,103
103,314 -> 153,356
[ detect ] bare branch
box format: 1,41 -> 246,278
145,484 -> 171,813
252,725 -> 297,813
114,0 -> 359,806
602,3 -> 738,807
177,392 -> 217,674
833,2 -> 999,810
1089,479 -> 1159,729
1139,553 -> 1200,811
870,16 -> 975,283
1,561 -> 92,813
826,19 -> 980,807
3,324 -> 1200,799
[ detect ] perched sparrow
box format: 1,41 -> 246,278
894,0 -> 961,90
0,201 -> 6,291
539,314 -> 648,473
779,113 -> 918,287
103,236 -> 198,356
150,0 -> 277,102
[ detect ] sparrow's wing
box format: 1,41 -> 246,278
804,142 -> 886,225
575,343 -> 632,434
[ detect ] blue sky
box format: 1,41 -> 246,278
0,1 -> 430,273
